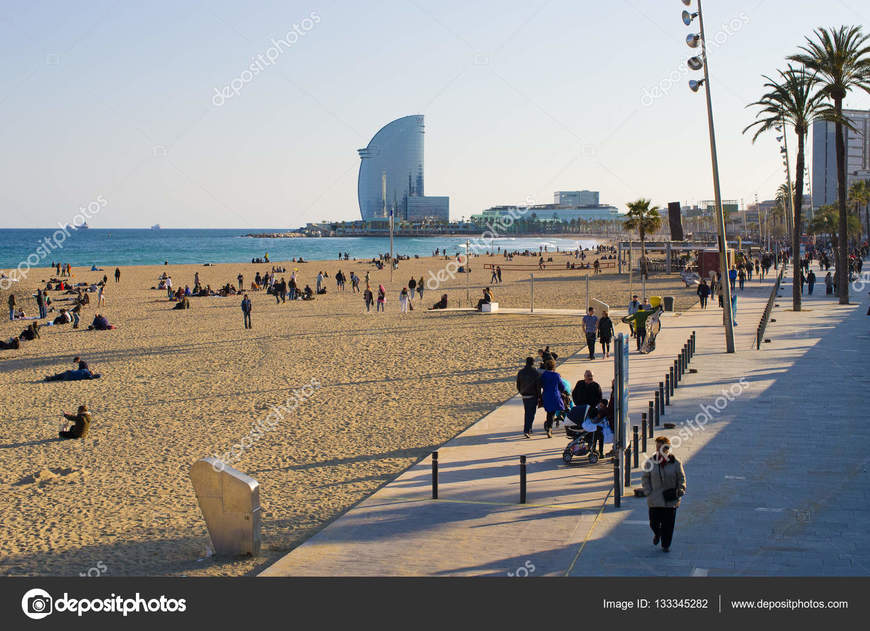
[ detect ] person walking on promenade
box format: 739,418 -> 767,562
376,284 -> 386,312
241,294 -> 252,329
807,269 -> 816,295
598,310 -> 614,358
825,271 -> 833,295
8,294 -> 15,321
539,359 -> 568,439
363,285 -> 374,311
738,266 -> 746,291
516,357 -> 541,438
696,279 -> 710,309
491,267 -> 498,284
728,266 -> 737,293
572,370 -> 602,410
582,307 -> 598,360
641,436 -> 686,553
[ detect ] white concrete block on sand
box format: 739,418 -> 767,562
262,263 -> 870,576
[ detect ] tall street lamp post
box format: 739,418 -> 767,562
683,0 -> 735,353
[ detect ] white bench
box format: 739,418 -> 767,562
481,302 -> 499,313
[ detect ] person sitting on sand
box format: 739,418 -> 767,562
173,296 -> 190,310
59,405 -> 91,440
302,285 -> 314,300
52,308 -> 72,325
88,313 -> 112,330
20,323 -> 40,341
429,294 -> 448,310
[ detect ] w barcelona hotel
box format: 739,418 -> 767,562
357,115 -> 449,223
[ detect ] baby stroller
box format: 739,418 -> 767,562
560,404 -> 604,465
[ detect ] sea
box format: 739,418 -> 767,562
0,229 -> 601,269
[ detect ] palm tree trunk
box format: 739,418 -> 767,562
835,101 -> 850,304
792,135 -> 805,312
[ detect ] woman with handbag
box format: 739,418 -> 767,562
641,436 -> 686,553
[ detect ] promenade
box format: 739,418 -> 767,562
262,263 -> 870,576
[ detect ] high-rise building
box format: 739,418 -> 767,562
357,115 -> 449,222
811,108 -> 870,210
554,190 -> 599,206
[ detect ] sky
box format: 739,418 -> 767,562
1,0 -> 869,229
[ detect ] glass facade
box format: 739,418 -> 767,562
357,115 -> 425,220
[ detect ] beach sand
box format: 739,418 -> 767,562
0,251 -> 698,576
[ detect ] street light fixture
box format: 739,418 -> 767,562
682,0 -> 735,353
687,56 -> 704,70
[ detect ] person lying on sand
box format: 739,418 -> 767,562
0,336 -> 20,350
45,366 -> 101,381
59,405 -> 91,439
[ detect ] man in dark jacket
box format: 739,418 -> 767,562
516,357 -> 541,438
572,370 -> 603,409
241,294 -> 252,329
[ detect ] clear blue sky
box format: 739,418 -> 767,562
1,0 -> 868,228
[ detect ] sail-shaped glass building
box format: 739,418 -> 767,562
357,115 -> 448,222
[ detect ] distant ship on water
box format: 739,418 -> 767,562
80,222 -> 89,229
151,224 -> 161,230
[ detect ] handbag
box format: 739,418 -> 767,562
662,488 -> 678,502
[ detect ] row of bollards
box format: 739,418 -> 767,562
625,331 -> 697,484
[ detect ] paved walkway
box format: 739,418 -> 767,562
261,263 -> 869,576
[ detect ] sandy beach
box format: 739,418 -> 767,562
0,251 -> 698,576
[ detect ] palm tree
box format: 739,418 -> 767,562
848,179 -> 870,241
789,26 -> 870,303
623,198 -> 662,279
744,65 -> 836,310
809,204 -> 861,244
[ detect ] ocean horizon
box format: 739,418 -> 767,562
0,228 -> 602,269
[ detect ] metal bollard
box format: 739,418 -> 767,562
654,389 -> 661,425
648,401 -> 654,434
519,455 -> 527,504
624,446 -> 632,487
665,373 -> 671,403
658,382 -> 665,417
633,426 -> 639,468
432,451 -> 439,500
692,331 -> 696,355
641,414 -> 648,452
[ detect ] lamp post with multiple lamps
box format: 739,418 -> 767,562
777,119 -> 797,257
683,0 -> 735,353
